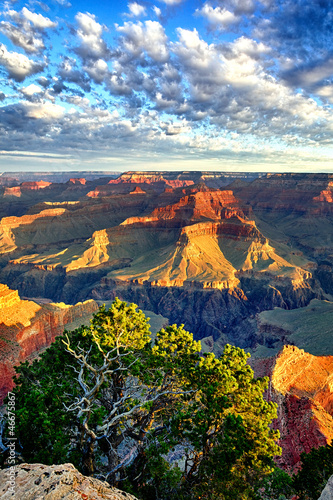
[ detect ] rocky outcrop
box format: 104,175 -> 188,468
87,172 -> 195,197
68,178 -> 87,185
319,475 -> 333,500
0,463 -> 138,500
130,186 -> 145,194
107,172 -> 194,188
3,181 -> 52,198
0,285 -> 20,309
0,284 -> 99,403
252,346 -> 333,472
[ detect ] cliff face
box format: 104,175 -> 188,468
252,345 -> 333,472
0,284 -> 99,403
0,463 -> 139,500
3,181 -> 52,198
107,172 -> 194,188
87,173 -> 194,197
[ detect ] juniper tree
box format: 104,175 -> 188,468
6,298 -> 281,499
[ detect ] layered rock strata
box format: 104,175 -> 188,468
0,284 -> 99,403
252,345 -> 333,472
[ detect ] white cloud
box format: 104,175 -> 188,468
0,44 -> 45,81
83,58 -> 109,84
158,0 -> 184,4
0,21 -> 44,53
127,3 -> 146,17
75,12 -> 109,60
0,7 -> 57,54
153,6 -> 162,17
58,57 -> 91,91
117,20 -> 169,62
21,7 -> 57,29
21,84 -> 43,96
196,4 -> 239,29
23,101 -> 65,119
64,95 -> 91,109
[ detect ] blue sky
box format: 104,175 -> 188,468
0,0 -> 333,172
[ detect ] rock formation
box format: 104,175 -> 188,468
3,181 -> 52,198
0,284 -> 99,403
252,345 -> 333,472
0,463 -> 138,500
319,475 -> 333,500
87,172 -> 194,197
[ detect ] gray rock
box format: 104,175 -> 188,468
319,475 -> 333,500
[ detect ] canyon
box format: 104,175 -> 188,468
0,171 -> 326,351
2,171 -> 333,472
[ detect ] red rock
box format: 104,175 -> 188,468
252,345 -> 333,472
130,186 -> 145,194
68,178 -> 87,185
0,284 -> 99,403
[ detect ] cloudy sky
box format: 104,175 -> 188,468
0,0 -> 333,172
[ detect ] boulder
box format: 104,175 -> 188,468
319,475 -> 333,500
0,463 -> 138,500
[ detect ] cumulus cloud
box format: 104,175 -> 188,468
0,7 -> 57,54
0,44 -> 45,81
196,4 -> 240,29
0,21 -> 44,53
282,56 -> 333,91
21,7 -> 57,29
23,101 -> 65,119
83,58 -> 109,84
116,20 -> 169,63
20,84 -> 43,96
169,28 -> 333,144
127,3 -> 146,17
254,0 -> 333,60
153,6 -> 162,17
58,57 -> 91,91
74,12 -> 109,61
159,119 -> 191,135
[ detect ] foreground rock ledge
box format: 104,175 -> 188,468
0,463 -> 139,500
319,474 -> 333,500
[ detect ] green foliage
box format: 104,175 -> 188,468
3,298 -> 281,499
255,467 -> 295,499
293,443 -> 333,499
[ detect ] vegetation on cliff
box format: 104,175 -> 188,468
1,298 -> 281,499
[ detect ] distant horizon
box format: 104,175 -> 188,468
1,169 -> 333,177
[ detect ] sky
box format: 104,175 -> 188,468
0,0 -> 333,173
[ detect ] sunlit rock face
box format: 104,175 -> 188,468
0,283 -> 98,403
252,345 -> 333,472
